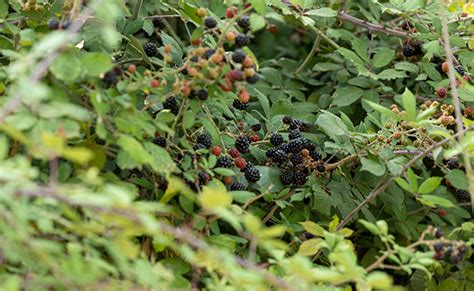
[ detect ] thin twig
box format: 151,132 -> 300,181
439,0 -> 474,212
295,34 -> 320,73
337,12 -> 410,38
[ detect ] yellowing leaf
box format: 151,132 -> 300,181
337,228 -> 354,237
199,180 -> 232,210
328,215 -> 340,232
464,3 -> 474,15
297,238 -> 323,256
259,225 -> 286,239
113,236 -> 139,259
299,221 -> 325,236
62,147 -> 94,164
160,176 -> 187,204
41,132 -> 64,153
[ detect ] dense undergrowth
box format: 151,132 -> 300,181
0,0 -> 473,290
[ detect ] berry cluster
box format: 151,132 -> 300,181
266,116 -> 323,186
431,228 -> 468,264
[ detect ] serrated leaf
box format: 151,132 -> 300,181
332,86 -> 364,107
306,8 -> 336,17
372,49 -> 395,68
299,221 -> 325,236
377,69 -> 407,80
297,238 -> 323,256
360,157 -> 386,176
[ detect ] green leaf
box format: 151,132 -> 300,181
50,52 -> 83,82
298,238 -> 323,256
299,221 -> 325,236
372,49 -> 395,68
377,69 -> 407,80
418,177 -> 442,194
80,52 -> 114,77
446,169 -> 469,190
213,168 -> 235,176
182,110 -> 195,129
418,195 -> 454,208
117,135 -> 152,165
249,0 -> 266,14
306,8 -> 337,17
360,157 -> 386,176
316,111 -> 349,140
249,13 -> 266,32
402,88 -> 417,122
332,86 -> 364,107
364,100 -> 399,119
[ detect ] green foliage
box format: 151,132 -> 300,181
0,0 -> 473,290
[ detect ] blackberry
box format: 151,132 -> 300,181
251,124 -> 261,131
196,89 -> 208,101
237,16 -> 250,28
434,252 -> 445,260
290,153 -> 303,165
310,150 -> 321,160
153,136 -> 166,147
204,17 -> 217,29
403,43 -> 421,57
282,116 -> 293,125
289,120 -> 302,130
272,150 -> 288,164
446,158 -> 459,169
197,133 -> 212,148
280,171 -> 294,185
299,122 -> 310,132
289,129 -> 302,140
103,70 -> 118,87
269,133 -> 284,146
235,136 -> 250,153
48,17 -> 60,30
230,182 -> 247,191
304,140 -> 316,151
450,254 -> 462,264
144,42 -> 158,57
235,34 -> 249,47
455,189 -> 471,202
288,138 -> 304,153
232,99 -> 248,110
277,143 -> 290,153
246,74 -> 260,84
203,49 -> 215,59
293,171 -> 306,185
190,55 -> 199,62
433,243 -> 444,252
244,166 -> 261,183
198,172 -> 210,185
455,65 -> 465,76
266,147 -> 277,159
216,156 -> 233,168
193,143 -> 207,152
316,162 -> 326,172
435,228 -> 444,238
163,96 -> 179,114
445,245 -> 453,257
232,49 -> 247,63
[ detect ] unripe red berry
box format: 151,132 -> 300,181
191,38 -> 201,46
212,53 -> 223,64
238,89 -> 250,103
463,75 -> 469,81
234,157 -> 247,169
223,176 -> 233,185
220,78 -> 233,92
187,67 -> 198,77
225,7 -> 235,18
436,87 -> 447,98
461,12 -> 468,17
211,146 -> 222,156
243,56 -> 253,68
127,64 -> 136,74
228,69 -> 243,81
228,148 -> 240,158
437,208 -> 448,218
268,24 -> 278,34
250,135 -> 259,142
225,31 -> 237,42
182,85 -> 191,96
150,79 -> 160,88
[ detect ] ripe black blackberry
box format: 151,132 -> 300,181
270,133 -> 284,146
266,147 -> 277,159
282,116 -> 293,125
277,143 -> 290,153
153,136 -> 166,147
455,189 -> 471,202
232,99 -> 248,110
272,150 -> 288,164
290,153 -> 303,165
435,228 -> 444,238
235,136 -> 250,153
193,143 -> 207,152
251,124 -> 261,131
299,122 -> 310,132
289,129 -> 302,140
204,17 -> 217,28
455,65 -> 465,76
280,171 -> 294,185
304,140 -> 316,151
216,156 -> 233,168
230,182 -> 247,191
237,16 -> 250,28
289,120 -> 302,130
310,150 -> 321,161
197,133 -> 212,148
293,171 -> 306,185
235,34 -> 249,47
103,70 -> 118,87
403,43 -> 421,57
196,89 -> 208,101
144,42 -> 158,57
246,74 -> 260,84
48,17 -> 60,30
245,166 -> 261,182
288,138 -> 304,153
433,243 -> 444,252
203,49 -> 215,59
198,172 -> 210,185
232,49 -> 246,63
316,161 -> 325,172
446,158 -> 459,169
190,55 -> 199,63
163,96 -> 179,114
